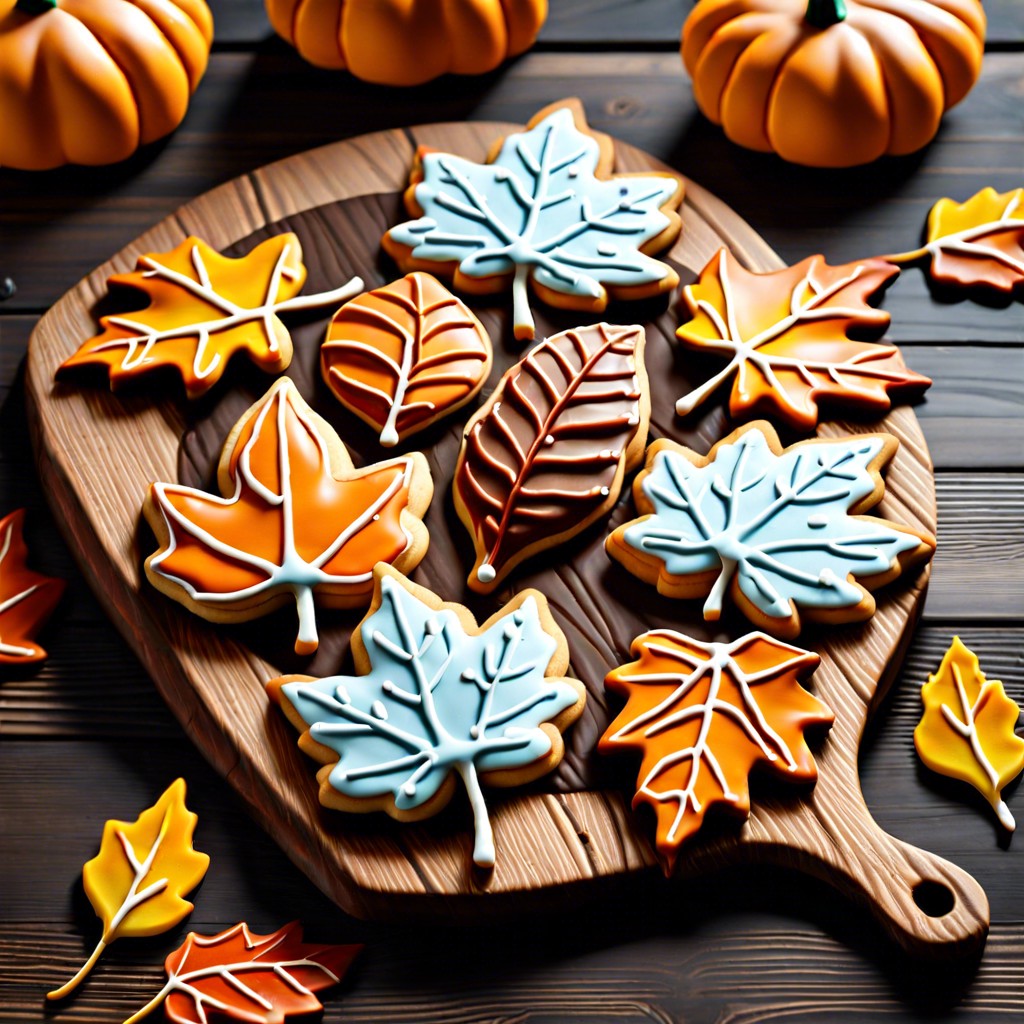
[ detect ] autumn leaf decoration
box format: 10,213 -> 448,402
915,637 -> 1024,832
887,187 -> 1024,293
58,233 -> 363,398
144,378 -> 433,655
674,249 -> 930,431
600,630 -> 833,873
269,566 -> 585,868
383,100 -> 683,340
321,272 -> 492,447
0,508 -> 64,664
454,322 -> 649,593
47,779 -> 209,1001
121,921 -> 361,1024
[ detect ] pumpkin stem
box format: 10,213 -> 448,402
804,0 -> 847,28
15,0 -> 58,12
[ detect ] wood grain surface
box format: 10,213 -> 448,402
24,112 -> 991,958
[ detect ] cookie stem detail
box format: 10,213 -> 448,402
805,0 -> 847,28
15,0 -> 57,13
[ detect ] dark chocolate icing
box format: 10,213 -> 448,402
176,190 -> 831,790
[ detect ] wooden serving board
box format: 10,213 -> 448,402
25,116 -> 989,958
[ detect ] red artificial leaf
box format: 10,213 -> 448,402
123,921 -> 361,1024
0,509 -> 64,664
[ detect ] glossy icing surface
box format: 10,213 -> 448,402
454,321 -> 648,592
59,233 -> 362,398
384,102 -> 683,338
146,378 -> 432,654
609,423 -> 934,637
601,629 -> 832,871
675,249 -> 930,431
273,569 -> 584,867
321,272 -> 492,447
915,636 -> 1024,832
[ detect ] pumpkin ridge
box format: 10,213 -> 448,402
753,24 -> 817,155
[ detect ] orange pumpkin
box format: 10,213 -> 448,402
265,0 -> 547,85
682,0 -> 986,168
0,0 -> 213,171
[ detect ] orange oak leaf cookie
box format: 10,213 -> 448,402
58,233 -> 363,398
268,565 -> 586,869
675,249 -> 930,431
320,272 -> 492,447
0,508 -> 64,665
606,422 -> 935,639
122,921 -> 360,1024
382,99 -> 684,340
47,779 -> 209,1001
887,187 -> 1024,294
600,630 -> 832,872
915,636 -> 1024,832
453,322 -> 649,593
144,378 -> 432,655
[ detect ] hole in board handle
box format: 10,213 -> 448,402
912,879 -> 956,918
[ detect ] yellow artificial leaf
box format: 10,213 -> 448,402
914,637 -> 1024,832
47,779 -> 210,1001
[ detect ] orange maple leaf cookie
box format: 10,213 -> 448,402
59,234 -> 362,398
674,249 -> 930,431
144,378 -> 433,654
601,629 -> 833,872
321,272 -> 492,447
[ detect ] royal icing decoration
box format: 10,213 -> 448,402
0,508 -> 64,664
915,636 -> 1024,832
121,921 -> 360,1024
144,378 -> 432,654
601,630 -> 832,872
268,567 -> 585,868
383,100 -> 683,340
58,233 -> 363,398
454,322 -> 649,593
606,422 -> 935,639
675,249 -> 930,431
887,187 -> 1024,294
47,779 -> 209,1001
321,272 -> 492,447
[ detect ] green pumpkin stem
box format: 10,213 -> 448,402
15,0 -> 58,13
805,0 -> 847,28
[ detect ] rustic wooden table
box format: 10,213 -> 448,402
1,3 -> 1022,1021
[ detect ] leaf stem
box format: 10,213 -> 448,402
512,264 -> 535,341
47,937 -> 107,1001
293,585 -> 318,656
458,762 -> 495,868
120,980 -> 173,1024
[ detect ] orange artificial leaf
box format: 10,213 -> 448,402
600,629 -> 833,873
144,378 -> 432,655
0,509 -> 64,665
889,187 -> 1024,293
122,921 -> 361,1024
675,249 -> 929,432
321,272 -> 493,447
915,636 -> 1024,832
47,779 -> 209,1001
58,234 -> 363,398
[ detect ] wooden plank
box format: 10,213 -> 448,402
1,54 -> 1020,344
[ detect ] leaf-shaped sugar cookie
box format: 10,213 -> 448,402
123,921 -> 360,1024
915,636 -> 1024,831
453,322 -> 648,593
0,508 -> 64,664
321,272 -> 492,446
145,378 -> 433,655
606,422 -> 936,639
383,99 -> 683,340
674,249 -> 930,431
889,187 -> 1024,293
268,566 -> 585,868
58,234 -> 362,398
601,630 -> 832,872
47,779 -> 209,1001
